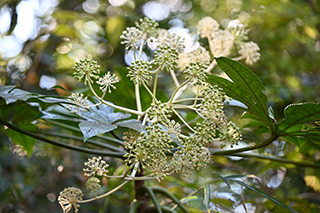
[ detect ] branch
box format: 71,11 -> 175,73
228,153 -> 320,168
40,132 -> 124,153
0,118 -> 125,158
210,135 -> 277,155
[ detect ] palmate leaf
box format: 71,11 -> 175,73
0,85 -> 70,106
77,99 -> 131,141
277,103 -> 320,147
207,57 -> 273,128
0,85 -> 37,104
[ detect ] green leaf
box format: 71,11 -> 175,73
5,123 -> 37,157
277,103 -> 320,147
0,85 -> 37,104
207,57 -> 272,127
227,178 -> 298,213
50,85 -> 70,94
115,119 -> 145,132
79,120 -> 117,142
75,99 -> 131,141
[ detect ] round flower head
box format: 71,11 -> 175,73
197,17 -> 220,38
184,62 -> 208,85
157,29 -> 185,53
154,45 -> 179,71
67,93 -> 90,116
83,156 -> 109,177
58,187 -> 83,213
73,59 -> 100,84
210,29 -> 234,57
85,177 -> 101,193
135,17 -> 159,38
219,121 -> 242,148
127,60 -> 154,86
147,101 -> 172,124
96,71 -> 119,93
238,41 -> 260,65
120,27 -> 143,52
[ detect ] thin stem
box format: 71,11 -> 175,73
152,65 -> 162,104
142,81 -> 158,101
205,60 -> 217,73
0,118 -> 125,158
231,55 -> 246,61
168,79 -> 191,106
172,104 -> 199,110
210,134 -> 278,155
171,108 -> 196,133
172,98 -> 203,104
135,83 -> 142,118
79,180 -> 129,203
124,176 -> 163,181
229,153 -> 320,168
169,67 -> 180,88
138,35 -> 146,60
193,85 -> 199,107
40,132 -> 124,153
87,78 -> 144,116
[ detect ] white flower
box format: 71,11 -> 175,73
178,47 -> 211,70
58,187 -> 83,213
120,27 -> 143,52
67,93 -> 89,116
211,30 -> 234,57
96,71 -> 119,93
156,29 -> 185,52
238,41 -> 260,65
83,156 -> 109,177
197,17 -> 220,38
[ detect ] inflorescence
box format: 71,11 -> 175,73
59,16 -> 256,212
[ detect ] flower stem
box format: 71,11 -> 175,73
168,79 -> 191,106
171,108 -> 196,133
142,81 -> 158,102
87,78 -> 144,116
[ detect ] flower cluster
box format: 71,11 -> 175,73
124,124 -> 174,180
238,41 -> 261,65
171,137 -> 211,176
120,27 -> 143,52
96,71 -> 119,93
156,29 -> 185,52
73,59 -> 100,84
184,62 -> 208,85
67,93 -> 90,116
135,17 -> 159,38
83,156 -> 109,177
154,45 -> 179,71
196,16 -> 260,65
83,156 -> 109,195
146,101 -> 172,124
178,47 -> 211,70
197,16 -> 220,38
58,187 -> 83,213
85,177 -> 101,193
127,60 -> 154,85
